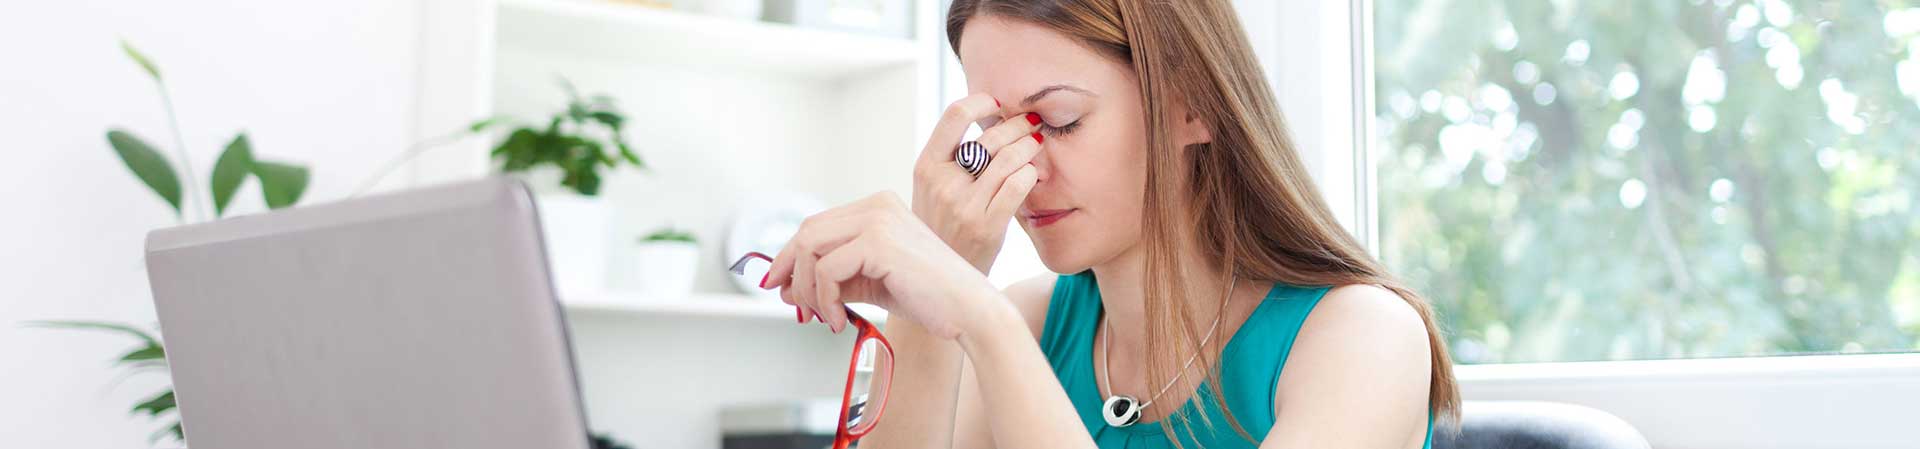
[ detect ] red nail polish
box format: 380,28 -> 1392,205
1025,113 -> 1042,125
1033,132 -> 1044,144
994,98 -> 1001,108
759,272 -> 771,289
796,306 -> 804,323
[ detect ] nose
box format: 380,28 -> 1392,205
1028,139 -> 1053,183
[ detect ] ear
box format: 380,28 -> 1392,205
1168,100 -> 1213,148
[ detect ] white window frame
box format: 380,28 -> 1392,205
1255,1 -> 1920,448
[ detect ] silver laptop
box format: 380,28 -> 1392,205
144,178 -> 590,449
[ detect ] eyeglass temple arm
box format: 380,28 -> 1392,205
728,251 -> 774,275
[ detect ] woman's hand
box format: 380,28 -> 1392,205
912,93 -> 1045,272
761,192 -> 1004,340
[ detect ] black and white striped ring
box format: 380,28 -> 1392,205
954,140 -> 989,178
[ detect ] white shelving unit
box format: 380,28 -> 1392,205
563,290 -> 889,323
411,1 -> 942,447
496,0 -> 921,80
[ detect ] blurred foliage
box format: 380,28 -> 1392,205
1374,0 -> 1920,363
475,79 -> 645,197
639,226 -> 698,244
51,40 -> 315,446
108,40 -> 310,221
29,321 -> 180,443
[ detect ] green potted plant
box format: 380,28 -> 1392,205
33,40 -> 315,446
472,79 -> 645,293
631,226 -> 700,300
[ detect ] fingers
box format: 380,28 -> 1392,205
761,207 -> 885,329
814,238 -> 878,333
814,267 -> 840,327
760,212 -> 869,292
792,246 -> 820,323
986,164 -> 1040,223
811,240 -> 853,333
804,235 -> 878,333
767,236 -> 800,292
970,135 -> 1042,209
973,113 -> 1042,158
917,93 -> 1002,169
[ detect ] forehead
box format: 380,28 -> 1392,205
956,15 -> 1123,98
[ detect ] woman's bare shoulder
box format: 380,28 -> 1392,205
1266,286 -> 1434,449
1310,285 -> 1428,340
1002,273 -> 1057,339
1281,283 -> 1431,398
1294,284 -> 1431,364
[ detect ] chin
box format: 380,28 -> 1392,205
1026,228 -> 1098,275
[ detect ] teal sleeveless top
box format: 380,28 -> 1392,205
1038,271 -> 1433,449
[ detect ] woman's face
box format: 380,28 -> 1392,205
959,15 -> 1151,274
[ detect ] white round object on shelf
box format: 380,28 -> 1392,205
726,192 -> 826,300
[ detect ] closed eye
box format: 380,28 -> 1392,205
1039,121 -> 1081,137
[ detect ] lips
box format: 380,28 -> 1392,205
1024,208 -> 1075,228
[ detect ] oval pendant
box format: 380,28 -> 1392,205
1101,395 -> 1143,427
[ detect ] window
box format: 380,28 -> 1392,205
1370,0 -> 1920,364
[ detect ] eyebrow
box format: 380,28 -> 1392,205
1020,84 -> 1095,107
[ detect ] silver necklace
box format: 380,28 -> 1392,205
1098,275 -> 1235,427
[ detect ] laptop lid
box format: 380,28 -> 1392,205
144,178 -> 589,449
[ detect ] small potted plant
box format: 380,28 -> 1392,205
632,226 -> 700,300
474,79 -> 646,293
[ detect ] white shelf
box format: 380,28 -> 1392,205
495,0 -> 924,80
561,289 -> 889,323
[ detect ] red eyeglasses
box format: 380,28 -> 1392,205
730,252 -> 894,448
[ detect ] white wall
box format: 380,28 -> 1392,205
0,1 -> 425,446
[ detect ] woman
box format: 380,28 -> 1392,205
759,0 -> 1458,448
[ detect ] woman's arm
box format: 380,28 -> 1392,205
1261,285 -> 1434,449
956,290 -> 1098,449
857,318 -> 967,449
863,274 -> 1055,449
952,275 -> 1056,449
856,91 -> 1048,448
759,191 -> 1093,449
794,264 -> 1079,449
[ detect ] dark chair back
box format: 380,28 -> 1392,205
1433,401 -> 1651,449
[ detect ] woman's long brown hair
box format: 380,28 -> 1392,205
947,0 -> 1460,446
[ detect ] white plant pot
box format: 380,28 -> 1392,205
632,241 -> 700,300
535,194 -> 611,293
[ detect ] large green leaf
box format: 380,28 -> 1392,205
252,161 -> 309,210
120,40 -> 162,82
106,129 -> 183,216
210,133 -> 255,217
